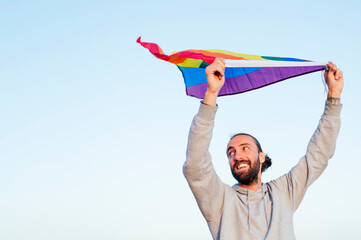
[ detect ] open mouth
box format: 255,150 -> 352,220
235,162 -> 250,171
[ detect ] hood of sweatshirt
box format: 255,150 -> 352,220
232,183 -> 269,200
231,183 -> 271,234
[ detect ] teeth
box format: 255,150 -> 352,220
237,164 -> 248,169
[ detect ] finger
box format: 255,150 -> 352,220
207,63 -> 224,72
335,68 -> 341,80
327,66 -> 334,79
214,57 -> 223,64
214,58 -> 225,68
327,63 -> 337,78
216,63 -> 225,72
213,59 -> 226,73
218,73 -> 225,80
214,65 -> 225,76
331,64 -> 337,72
214,71 -> 221,80
213,71 -> 223,80
214,65 -> 225,80
214,57 -> 225,64
326,61 -> 333,71
220,58 -> 226,65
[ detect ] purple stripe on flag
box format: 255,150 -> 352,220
186,65 -> 325,99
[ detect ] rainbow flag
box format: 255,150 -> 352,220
137,37 -> 326,99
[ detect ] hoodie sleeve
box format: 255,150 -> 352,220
183,102 -> 226,222
273,100 -> 342,212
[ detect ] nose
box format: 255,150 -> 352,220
235,150 -> 245,160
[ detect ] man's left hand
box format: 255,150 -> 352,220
325,61 -> 344,98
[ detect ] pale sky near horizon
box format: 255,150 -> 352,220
1,0 -> 361,239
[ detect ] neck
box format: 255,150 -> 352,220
239,171 -> 262,191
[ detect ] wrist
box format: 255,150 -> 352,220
205,88 -> 220,95
203,89 -> 219,106
327,90 -> 341,98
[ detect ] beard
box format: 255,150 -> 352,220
231,155 -> 261,186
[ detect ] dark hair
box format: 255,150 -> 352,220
229,133 -> 272,173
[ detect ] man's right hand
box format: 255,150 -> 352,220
203,58 -> 226,106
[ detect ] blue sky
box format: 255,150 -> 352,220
1,0 -> 360,239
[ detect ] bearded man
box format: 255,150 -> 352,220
183,58 -> 343,240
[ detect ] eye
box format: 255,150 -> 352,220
228,151 -> 234,157
243,146 -> 250,151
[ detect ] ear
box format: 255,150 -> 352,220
259,152 -> 265,164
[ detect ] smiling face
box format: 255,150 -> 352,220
227,134 -> 265,186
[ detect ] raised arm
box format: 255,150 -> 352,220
183,58 -> 226,222
273,62 -> 344,211
203,58 -> 226,106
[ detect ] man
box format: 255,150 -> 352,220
183,58 -> 343,239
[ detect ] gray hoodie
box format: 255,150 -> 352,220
183,100 -> 341,240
